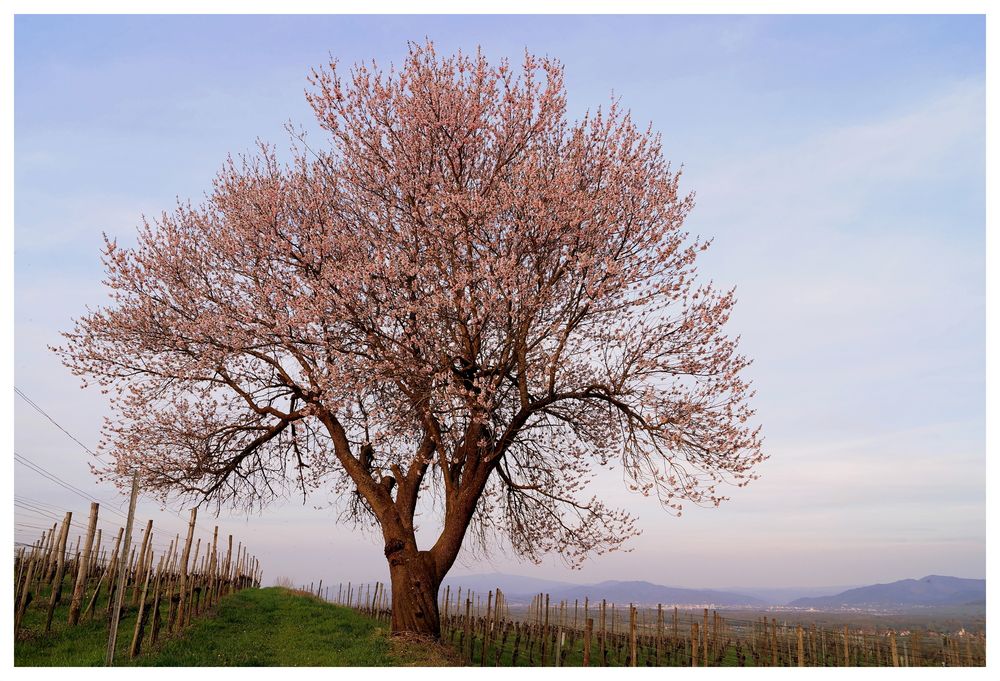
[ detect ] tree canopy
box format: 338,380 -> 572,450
58,42 -> 764,597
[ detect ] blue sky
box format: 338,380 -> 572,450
14,14 -> 985,588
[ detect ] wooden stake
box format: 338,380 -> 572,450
629,604 -> 637,666
131,519 -> 153,607
174,507 -> 198,631
106,472 -> 139,666
68,502 -> 99,625
692,622 -> 699,667
771,618 -> 778,666
704,608 -> 710,666
481,590 -> 492,666
129,549 -> 156,658
656,603 -> 663,665
15,544 -> 39,634
797,625 -> 805,666
185,537 -> 201,626
149,554 -> 166,646
600,599 -> 607,666
85,527 -> 122,620
44,511 -> 72,632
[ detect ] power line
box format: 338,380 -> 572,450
15,450 -> 227,548
14,387 -> 250,548
14,455 -> 187,548
14,451 -> 131,521
14,488 -> 192,552
14,386 -> 108,463
13,494 -> 67,511
12,510 -> 179,553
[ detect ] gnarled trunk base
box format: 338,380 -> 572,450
386,541 -> 441,637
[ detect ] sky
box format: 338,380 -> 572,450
13,14 -> 985,590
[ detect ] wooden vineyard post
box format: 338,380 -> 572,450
609,603 -> 616,664
174,507 -> 198,632
106,472 -> 139,666
443,584 -> 450,634
39,524 -> 54,582
207,526 -> 218,609
600,599 -> 607,666
541,593 -> 549,666
629,605 -> 637,666
149,554 -> 166,646
583,617 -> 593,666
555,602 -> 563,667
701,608 -> 711,667
673,606 -> 679,649
656,604 -> 663,665
890,632 -> 899,667
464,597 -> 472,662
105,528 -> 124,617
68,502 -> 99,625
712,611 -> 718,662
771,618 -> 778,666
797,625 -> 805,666
125,546 -> 136,591
129,547 -> 156,658
15,544 -> 39,635
843,625 -> 850,666
185,537 -> 201,626
70,539 -> 80,579
132,519 -> 153,607
89,528 -> 102,577
44,511 -> 72,633
14,546 -> 24,590
481,590 -> 492,666
701,608 -> 708,663
163,535 -> 179,629
692,622 -> 699,667
222,535 -> 233,600
85,527 -> 122,620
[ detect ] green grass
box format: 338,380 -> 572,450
17,587 -> 456,666
15,573 -> 145,666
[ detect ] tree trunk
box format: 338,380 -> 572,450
385,539 -> 441,637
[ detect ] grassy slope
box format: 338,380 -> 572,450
17,587 -> 455,667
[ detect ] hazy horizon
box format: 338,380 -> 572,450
13,14 -> 985,590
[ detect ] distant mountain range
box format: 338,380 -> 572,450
442,572 -> 985,609
554,581 -> 767,607
789,575 -> 985,609
442,572 -> 577,597
443,573 -> 765,606
714,585 -> 861,604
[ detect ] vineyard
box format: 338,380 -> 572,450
323,581 -> 986,667
14,488 -> 261,665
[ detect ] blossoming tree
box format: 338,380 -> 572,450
58,42 -> 765,637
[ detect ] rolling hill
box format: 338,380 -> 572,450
789,575 -> 985,609
443,573 -> 765,606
